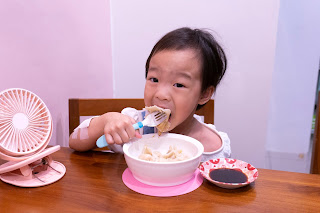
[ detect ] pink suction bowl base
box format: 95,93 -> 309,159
122,168 -> 203,197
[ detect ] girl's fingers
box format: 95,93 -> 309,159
129,117 -> 142,139
105,133 -> 114,145
126,125 -> 137,140
117,129 -> 131,144
107,129 -> 140,145
112,133 -> 124,145
104,116 -> 139,145
135,130 -> 142,139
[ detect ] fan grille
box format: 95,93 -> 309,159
0,88 -> 52,156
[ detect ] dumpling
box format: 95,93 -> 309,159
138,145 -> 190,162
144,105 -> 171,135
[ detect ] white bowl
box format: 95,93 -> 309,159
123,133 -> 204,187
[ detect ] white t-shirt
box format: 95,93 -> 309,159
76,107 -> 231,162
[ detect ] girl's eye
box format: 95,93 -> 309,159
173,83 -> 185,88
149,77 -> 158,83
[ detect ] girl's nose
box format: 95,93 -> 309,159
155,86 -> 171,101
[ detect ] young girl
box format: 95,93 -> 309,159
69,27 -> 231,161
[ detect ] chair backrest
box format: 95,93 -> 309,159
69,98 -> 214,135
311,91 -> 320,174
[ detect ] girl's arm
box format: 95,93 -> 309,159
69,112 -> 140,152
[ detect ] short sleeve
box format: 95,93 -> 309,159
197,122 -> 231,162
121,107 -> 141,121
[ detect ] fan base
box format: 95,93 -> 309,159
0,161 -> 66,187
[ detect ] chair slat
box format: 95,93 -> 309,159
69,98 -> 214,135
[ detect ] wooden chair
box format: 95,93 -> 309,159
311,91 -> 320,174
69,98 -> 214,135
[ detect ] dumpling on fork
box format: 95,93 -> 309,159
144,106 -> 171,135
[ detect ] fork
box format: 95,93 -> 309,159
96,111 -> 167,148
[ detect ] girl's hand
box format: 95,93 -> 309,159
101,112 -> 142,145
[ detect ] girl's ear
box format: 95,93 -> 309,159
198,86 -> 215,105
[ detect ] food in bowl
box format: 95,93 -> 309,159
123,133 -> 204,187
138,145 -> 190,162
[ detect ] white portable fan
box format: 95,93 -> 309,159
0,88 -> 66,187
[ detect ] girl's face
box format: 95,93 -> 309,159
144,49 -> 208,132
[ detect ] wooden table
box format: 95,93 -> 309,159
1,147 -> 320,212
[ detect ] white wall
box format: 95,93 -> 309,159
265,0 -> 320,172
110,0 -> 280,168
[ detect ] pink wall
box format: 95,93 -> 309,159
0,1 -> 113,147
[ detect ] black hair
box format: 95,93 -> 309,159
145,27 -> 227,109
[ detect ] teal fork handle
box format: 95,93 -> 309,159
132,122 -> 143,130
96,123 -> 142,148
96,135 -> 108,148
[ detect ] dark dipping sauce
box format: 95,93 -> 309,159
209,168 -> 248,183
